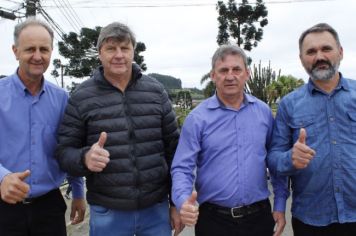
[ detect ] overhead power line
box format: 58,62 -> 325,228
3,0 -> 22,4
51,0 -> 80,32
38,2 -> 66,40
41,0 -> 337,8
60,0 -> 84,27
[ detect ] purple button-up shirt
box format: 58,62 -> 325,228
0,72 -> 83,198
171,94 -> 288,212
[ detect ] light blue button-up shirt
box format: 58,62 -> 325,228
268,75 -> 356,226
172,94 -> 289,212
0,72 -> 83,198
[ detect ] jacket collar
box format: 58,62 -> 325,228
94,63 -> 143,88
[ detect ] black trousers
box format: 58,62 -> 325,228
292,217 -> 356,236
195,201 -> 275,236
0,189 -> 67,236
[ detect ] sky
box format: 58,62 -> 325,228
1,0 -> 355,89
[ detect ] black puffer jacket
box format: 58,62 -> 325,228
56,64 -> 179,210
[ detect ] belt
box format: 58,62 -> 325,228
21,189 -> 60,205
201,199 -> 270,218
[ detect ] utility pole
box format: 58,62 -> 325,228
61,64 -> 64,88
25,0 -> 38,17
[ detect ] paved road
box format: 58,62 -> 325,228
63,186 -> 293,236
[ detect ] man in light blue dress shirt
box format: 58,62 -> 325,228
171,44 -> 289,236
268,23 -> 356,235
0,18 -> 85,235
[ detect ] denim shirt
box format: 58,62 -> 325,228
267,75 -> 356,226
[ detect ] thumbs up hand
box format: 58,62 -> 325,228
292,128 -> 316,169
84,132 -> 110,172
180,191 -> 199,226
0,170 -> 31,204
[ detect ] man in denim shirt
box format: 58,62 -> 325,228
268,23 -> 356,235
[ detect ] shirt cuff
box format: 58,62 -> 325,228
67,176 -> 85,199
279,150 -> 299,175
0,167 -> 11,184
175,193 -> 190,212
273,196 -> 287,212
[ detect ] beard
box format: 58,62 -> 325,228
308,60 -> 339,81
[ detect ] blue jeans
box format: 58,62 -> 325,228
89,201 -> 171,236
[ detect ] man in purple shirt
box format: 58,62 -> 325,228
171,44 -> 289,236
0,18 -> 85,235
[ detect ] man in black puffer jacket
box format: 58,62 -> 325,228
55,22 -> 183,236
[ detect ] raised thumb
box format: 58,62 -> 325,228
298,128 -> 306,144
188,191 -> 197,204
18,170 -> 31,180
97,132 -> 107,148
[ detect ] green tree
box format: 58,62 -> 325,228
248,61 -> 278,104
202,0 -> 268,97
176,90 -> 192,110
200,72 -> 215,98
175,90 -> 193,128
66,81 -> 81,95
216,0 -> 268,50
148,73 -> 182,90
52,26 -> 147,82
134,42 -> 147,71
266,75 -> 304,104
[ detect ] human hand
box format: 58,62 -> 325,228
84,132 -> 110,172
180,191 -> 199,227
292,128 -> 316,169
272,211 -> 286,236
70,198 -> 86,225
170,206 -> 185,236
0,170 -> 30,204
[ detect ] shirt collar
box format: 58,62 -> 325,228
207,93 -> 257,109
307,72 -> 349,94
12,68 -> 46,97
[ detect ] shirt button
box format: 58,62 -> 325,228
331,140 -> 337,144
329,117 -> 334,122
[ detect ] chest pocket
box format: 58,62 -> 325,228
347,112 -> 356,133
288,115 -> 317,143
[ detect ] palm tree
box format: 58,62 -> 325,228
267,75 -> 304,104
200,72 -> 215,98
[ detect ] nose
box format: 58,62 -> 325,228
32,49 -> 42,60
315,50 -> 326,60
114,48 -> 123,58
226,70 -> 236,80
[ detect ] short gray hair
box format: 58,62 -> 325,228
14,17 -> 54,47
299,23 -> 341,51
211,44 -> 248,70
97,22 -> 136,51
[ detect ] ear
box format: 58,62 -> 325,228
210,70 -> 216,83
12,45 -> 19,60
339,46 -> 344,60
98,49 -> 103,62
246,67 -> 251,81
299,53 -> 306,68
